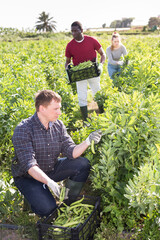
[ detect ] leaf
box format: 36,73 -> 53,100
108,166 -> 116,175
128,116 -> 136,126
103,205 -> 113,213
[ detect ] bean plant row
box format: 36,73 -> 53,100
0,33 -> 160,239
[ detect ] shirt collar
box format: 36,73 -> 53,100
33,112 -> 54,130
49,121 -> 53,128
75,36 -> 84,43
33,112 -> 46,130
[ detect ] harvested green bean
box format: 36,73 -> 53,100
52,197 -> 94,229
91,140 -> 95,154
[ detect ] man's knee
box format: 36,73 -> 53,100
80,157 -> 91,171
32,200 -> 57,217
73,157 -> 91,182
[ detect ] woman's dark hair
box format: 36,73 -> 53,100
71,21 -> 83,31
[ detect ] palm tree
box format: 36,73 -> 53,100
35,11 -> 56,32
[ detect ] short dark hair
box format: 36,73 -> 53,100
71,21 -> 83,31
35,90 -> 61,112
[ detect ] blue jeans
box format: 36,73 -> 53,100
108,63 -> 121,79
14,157 -> 90,217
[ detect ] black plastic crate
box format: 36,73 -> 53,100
37,195 -> 101,240
67,62 -> 100,83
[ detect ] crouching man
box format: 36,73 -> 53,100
11,90 -> 102,217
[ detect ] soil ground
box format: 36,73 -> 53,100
88,100 -> 99,113
0,229 -> 32,240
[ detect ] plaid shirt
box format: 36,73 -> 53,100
11,112 -> 76,177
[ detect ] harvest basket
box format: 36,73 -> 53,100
37,195 -> 101,240
67,62 -> 100,83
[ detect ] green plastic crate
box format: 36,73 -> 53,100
67,62 -> 100,83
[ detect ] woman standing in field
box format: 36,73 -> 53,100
106,32 -> 128,79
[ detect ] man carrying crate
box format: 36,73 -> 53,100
65,21 -> 106,121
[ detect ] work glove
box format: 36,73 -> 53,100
64,187 -> 70,200
97,63 -> 103,75
47,179 -> 61,198
85,130 -> 102,146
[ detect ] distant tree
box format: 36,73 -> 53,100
102,23 -> 106,28
110,20 -> 122,28
121,18 -> 134,27
109,21 -> 116,28
35,11 -> 56,32
148,17 -> 160,29
110,18 -> 134,28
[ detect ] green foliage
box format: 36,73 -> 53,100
0,39 -> 78,166
125,151 -> 160,218
113,37 -> 160,95
94,76 -> 114,109
89,91 -> 160,230
94,220 -> 119,240
133,214 -> 160,240
0,171 -> 39,239
0,172 -> 22,223
0,34 -> 160,239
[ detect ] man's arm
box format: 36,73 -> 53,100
98,47 -> 106,64
65,57 -> 71,69
72,141 -> 89,159
28,165 -> 60,198
28,165 -> 51,184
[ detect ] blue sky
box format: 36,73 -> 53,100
0,0 -> 159,31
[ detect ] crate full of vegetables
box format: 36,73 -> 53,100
37,195 -> 100,240
66,61 -> 100,83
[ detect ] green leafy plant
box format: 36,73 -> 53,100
125,150 -> 160,218
0,172 -> 22,223
0,34 -> 160,239
90,91 -> 160,230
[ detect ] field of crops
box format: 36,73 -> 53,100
0,33 -> 160,239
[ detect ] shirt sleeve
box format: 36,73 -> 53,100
106,47 -> 117,65
92,37 -> 102,51
117,45 -> 127,65
12,125 -> 38,175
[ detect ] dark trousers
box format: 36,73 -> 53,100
14,157 -> 90,217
